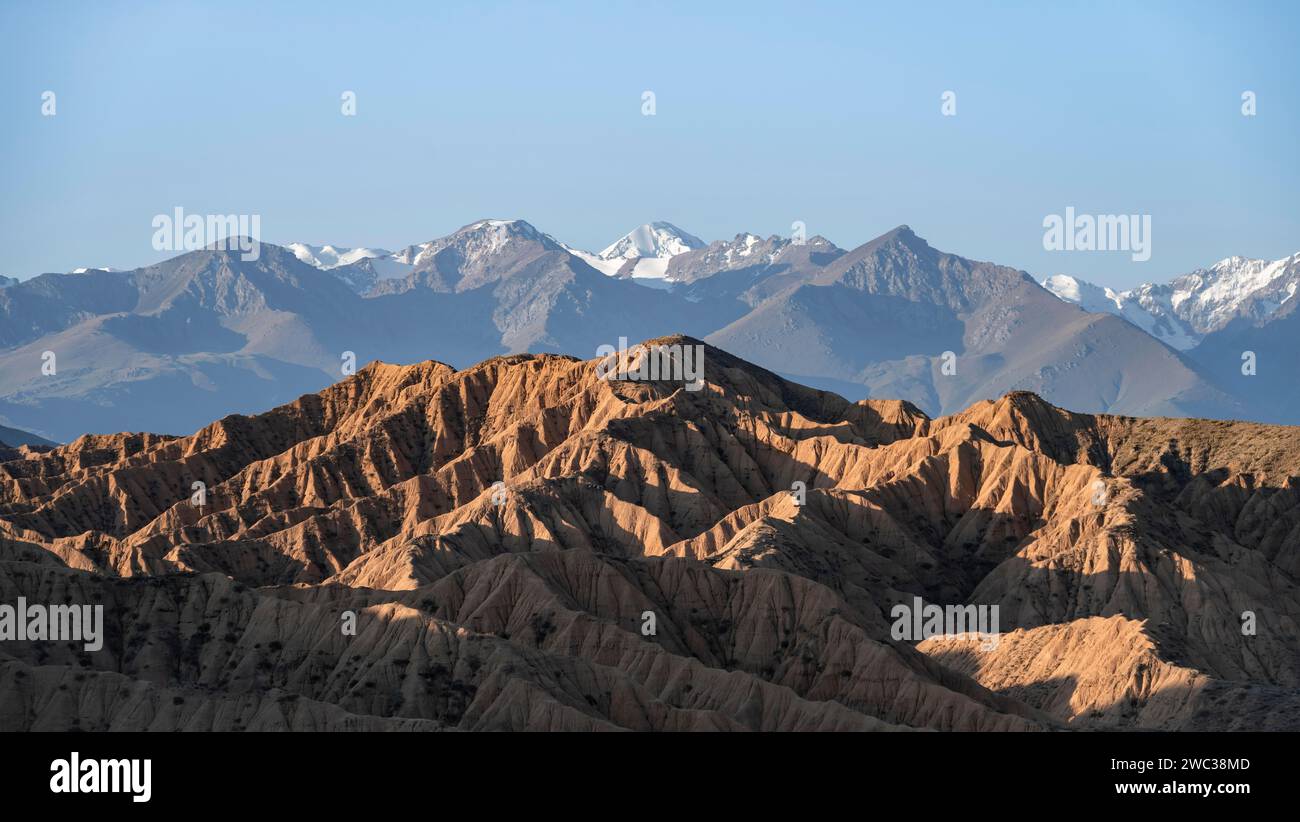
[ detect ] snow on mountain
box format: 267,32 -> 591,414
626,258 -> 672,283
1042,274 -> 1198,350
454,218 -> 550,253
1169,253 -> 1300,332
598,222 -> 705,262
69,266 -> 121,275
297,220 -> 595,294
287,242 -> 393,269
396,219 -> 558,269
288,242 -> 414,289
1041,274 -> 1102,308
389,242 -> 434,267
1042,251 -> 1300,350
558,245 -> 626,276
577,227 -> 803,285
556,222 -> 708,282
711,232 -> 783,268
0,275 -> 18,288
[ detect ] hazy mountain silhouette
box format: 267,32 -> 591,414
0,222 -> 1274,442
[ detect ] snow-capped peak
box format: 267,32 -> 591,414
1041,274 -> 1122,311
1042,273 -> 1199,350
390,243 -> 432,266
288,242 -> 415,293
287,243 -> 393,270
461,218 -> 545,241
598,222 -> 705,261
438,218 -> 558,259
559,244 -> 625,277
1041,250 -> 1300,351
1169,252 -> 1300,329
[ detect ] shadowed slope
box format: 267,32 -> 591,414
2,338 -> 1296,730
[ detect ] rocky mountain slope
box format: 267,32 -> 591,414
1044,251 -> 1300,425
0,221 -> 1284,443
1,338 -> 1296,731
705,226 -> 1243,420
1044,253 -> 1300,347
0,424 -> 55,448
0,222 -> 705,441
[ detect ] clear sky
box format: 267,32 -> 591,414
2,0 -> 1296,289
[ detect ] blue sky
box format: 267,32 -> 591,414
1,0 -> 1296,289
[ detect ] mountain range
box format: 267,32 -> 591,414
1,219 -> 1295,443
3,339 -> 1297,730
1043,253 -> 1300,350
0,424 -> 54,448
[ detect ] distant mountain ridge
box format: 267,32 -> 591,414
1041,251 -> 1300,424
1043,251 -> 1300,349
0,423 -> 56,447
599,221 -> 704,259
1,219 -> 1292,442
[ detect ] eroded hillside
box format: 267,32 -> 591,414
2,337 -> 1297,730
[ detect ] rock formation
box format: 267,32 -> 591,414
2,337 -> 1296,731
